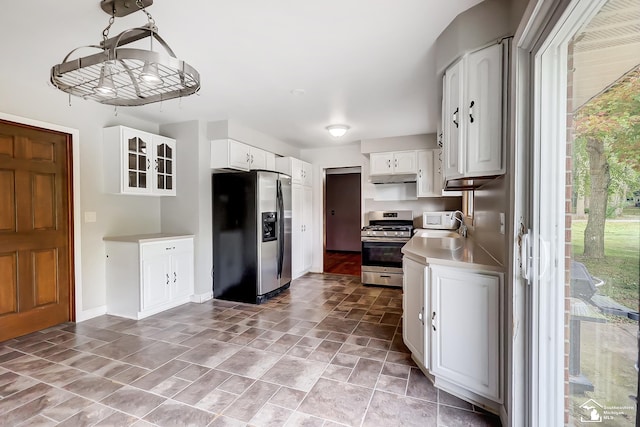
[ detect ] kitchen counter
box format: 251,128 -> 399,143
401,234 -> 503,272
103,233 -> 194,243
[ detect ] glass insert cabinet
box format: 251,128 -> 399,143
104,126 -> 177,196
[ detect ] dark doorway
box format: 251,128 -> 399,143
324,170 -> 361,276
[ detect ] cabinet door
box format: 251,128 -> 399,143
302,185 -> 313,271
122,127 -> 153,194
430,266 -> 501,401
171,249 -> 194,301
141,252 -> 171,311
228,140 -> 250,171
301,161 -> 313,187
403,257 -> 427,367
393,151 -> 417,174
417,150 -> 435,197
443,60 -> 463,179
153,135 -> 176,196
249,147 -> 267,170
369,152 -> 393,175
291,184 -> 304,278
465,43 -> 504,176
264,151 -> 276,171
290,158 -> 304,185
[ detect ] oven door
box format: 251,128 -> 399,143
361,237 -> 407,270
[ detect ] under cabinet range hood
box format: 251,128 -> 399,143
443,176 -> 500,191
369,173 -> 417,184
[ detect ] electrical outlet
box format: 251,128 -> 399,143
499,212 -> 505,234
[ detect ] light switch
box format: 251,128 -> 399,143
84,211 -> 97,223
499,212 -> 505,234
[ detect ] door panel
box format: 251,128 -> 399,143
0,121 -> 72,342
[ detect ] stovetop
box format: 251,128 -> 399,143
361,225 -> 413,238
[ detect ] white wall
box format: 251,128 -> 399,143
0,80 -> 163,319
209,119 -> 301,158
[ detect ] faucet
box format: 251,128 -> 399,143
453,210 -> 467,238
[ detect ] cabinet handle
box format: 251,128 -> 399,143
432,312 -> 436,331
452,108 -> 459,128
469,100 -> 475,123
251,154 -> 254,164
419,169 -> 422,178
147,158 -> 151,170
174,272 -> 177,283
394,159 -> 398,168
166,273 -> 170,285
165,246 -> 175,251
154,159 -> 158,171
387,159 -> 391,168
246,153 -> 250,163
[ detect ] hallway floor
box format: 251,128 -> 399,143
323,251 -> 361,276
0,274 -> 499,426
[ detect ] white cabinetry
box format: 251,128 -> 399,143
105,235 -> 194,320
402,257 -> 428,369
429,265 -> 502,402
104,126 -> 177,196
276,156 -> 312,186
369,151 -> 417,176
417,150 -> 442,197
442,42 -> 505,181
211,139 -> 276,171
292,183 -> 313,278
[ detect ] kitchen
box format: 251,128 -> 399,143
1,0 -> 637,426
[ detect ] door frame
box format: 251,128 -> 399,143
0,112 -> 82,322
511,0 -> 610,424
322,166 -> 362,270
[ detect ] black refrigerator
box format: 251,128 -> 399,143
212,171 -> 292,304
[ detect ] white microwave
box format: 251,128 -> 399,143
421,211 -> 459,230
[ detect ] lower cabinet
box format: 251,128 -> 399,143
430,265 -> 502,403
402,258 -> 503,411
105,235 -> 194,319
402,257 -> 428,369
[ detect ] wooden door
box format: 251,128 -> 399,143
325,173 -> 361,252
0,121 -> 73,342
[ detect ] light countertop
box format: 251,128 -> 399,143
401,234 -> 504,272
103,233 -> 194,243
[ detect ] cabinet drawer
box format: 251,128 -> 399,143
142,239 -> 192,258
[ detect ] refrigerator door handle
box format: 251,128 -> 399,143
276,180 -> 284,279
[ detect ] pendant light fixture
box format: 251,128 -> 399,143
50,0 -> 200,106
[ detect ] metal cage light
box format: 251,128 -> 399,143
50,0 -> 200,106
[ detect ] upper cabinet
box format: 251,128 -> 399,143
369,151 -> 418,177
442,42 -> 506,184
104,126 -> 176,196
417,149 -> 441,197
211,139 -> 276,172
276,156 -> 312,186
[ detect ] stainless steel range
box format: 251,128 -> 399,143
361,210 -> 413,287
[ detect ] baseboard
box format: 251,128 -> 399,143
190,291 -> 213,303
75,305 -> 107,322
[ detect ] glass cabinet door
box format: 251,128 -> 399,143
123,128 -> 152,193
153,136 -> 176,196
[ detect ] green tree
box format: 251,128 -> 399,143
573,66 -> 640,259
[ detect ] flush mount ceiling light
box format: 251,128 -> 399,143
326,124 -> 350,138
50,0 -> 200,106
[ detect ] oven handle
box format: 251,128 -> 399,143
361,237 -> 410,243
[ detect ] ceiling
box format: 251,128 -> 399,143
1,0 -> 483,148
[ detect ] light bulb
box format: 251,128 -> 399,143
95,63 -> 116,96
140,61 -> 163,86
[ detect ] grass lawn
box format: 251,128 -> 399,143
572,215 -> 639,311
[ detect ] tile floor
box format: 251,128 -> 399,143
0,273 -> 500,426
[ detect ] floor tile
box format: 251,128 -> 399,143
268,386 -> 307,410
173,369 -> 232,405
222,380 -> 280,422
90,335 -> 157,360
362,390 -> 437,427
99,386 -> 166,417
249,403 -> 292,427
261,355 -> 327,392
284,411 -> 325,427
406,367 -> 437,402
63,376 -> 123,401
122,341 -> 190,369
177,340 -> 242,368
56,402 -> 115,427
216,347 -> 281,378
438,404 -> 501,426
298,378 -> 373,426
144,401 -> 216,427
348,358 -> 383,388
